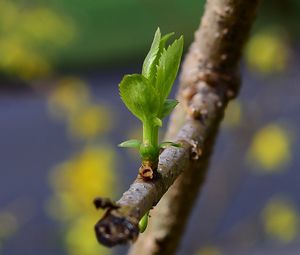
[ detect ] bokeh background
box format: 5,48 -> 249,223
0,0 -> 299,255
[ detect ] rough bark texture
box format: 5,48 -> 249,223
128,0 -> 260,254
94,0 -> 260,251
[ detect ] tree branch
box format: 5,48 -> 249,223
128,0 -> 260,254
94,0 -> 260,250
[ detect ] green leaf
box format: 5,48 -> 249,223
153,117 -> 162,127
118,139 -> 141,148
159,141 -> 182,149
119,74 -> 159,122
139,211 -> 149,233
142,28 -> 161,79
155,36 -> 184,103
160,32 -> 174,48
156,32 -> 174,66
145,32 -> 175,85
142,30 -> 175,85
160,99 -> 178,118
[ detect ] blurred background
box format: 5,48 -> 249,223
0,0 -> 299,255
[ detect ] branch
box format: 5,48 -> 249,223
94,0 -> 260,249
128,0 -> 260,254
94,121 -> 204,247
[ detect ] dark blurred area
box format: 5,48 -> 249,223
0,1 -> 300,255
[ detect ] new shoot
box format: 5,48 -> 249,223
118,27 -> 183,232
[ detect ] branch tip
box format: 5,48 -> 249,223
95,211 -> 139,247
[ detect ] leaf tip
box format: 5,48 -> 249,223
118,139 -> 141,148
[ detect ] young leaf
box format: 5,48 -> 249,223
139,211 -> 149,233
153,117 -> 162,127
159,141 -> 182,149
150,32 -> 175,85
154,32 -> 174,72
142,29 -> 175,85
142,28 -> 161,80
119,74 -> 159,122
160,32 -> 174,49
118,139 -> 141,148
155,36 -> 184,104
159,99 -> 178,118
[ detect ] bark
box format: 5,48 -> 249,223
94,0 -> 260,251
128,0 -> 260,254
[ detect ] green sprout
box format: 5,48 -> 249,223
118,28 -> 184,232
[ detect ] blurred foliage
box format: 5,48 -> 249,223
245,29 -> 289,74
1,0 -> 300,77
0,0 -> 75,79
41,0 -> 205,69
262,196 -> 300,243
196,246 -> 222,255
247,124 -> 292,173
47,78 -> 115,255
32,0 -> 300,70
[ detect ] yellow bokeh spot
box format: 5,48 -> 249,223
69,105 -> 110,140
49,146 -> 115,218
0,211 -> 19,240
245,30 -> 288,74
66,216 -> 109,255
262,197 -> 299,243
223,100 -> 242,128
247,124 -> 291,173
48,78 -> 90,119
197,246 -> 222,255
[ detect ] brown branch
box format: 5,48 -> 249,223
94,121 -> 205,247
128,0 -> 260,254
94,0 -> 260,250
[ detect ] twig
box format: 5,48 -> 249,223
94,121 -> 204,247
94,0 -> 260,250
